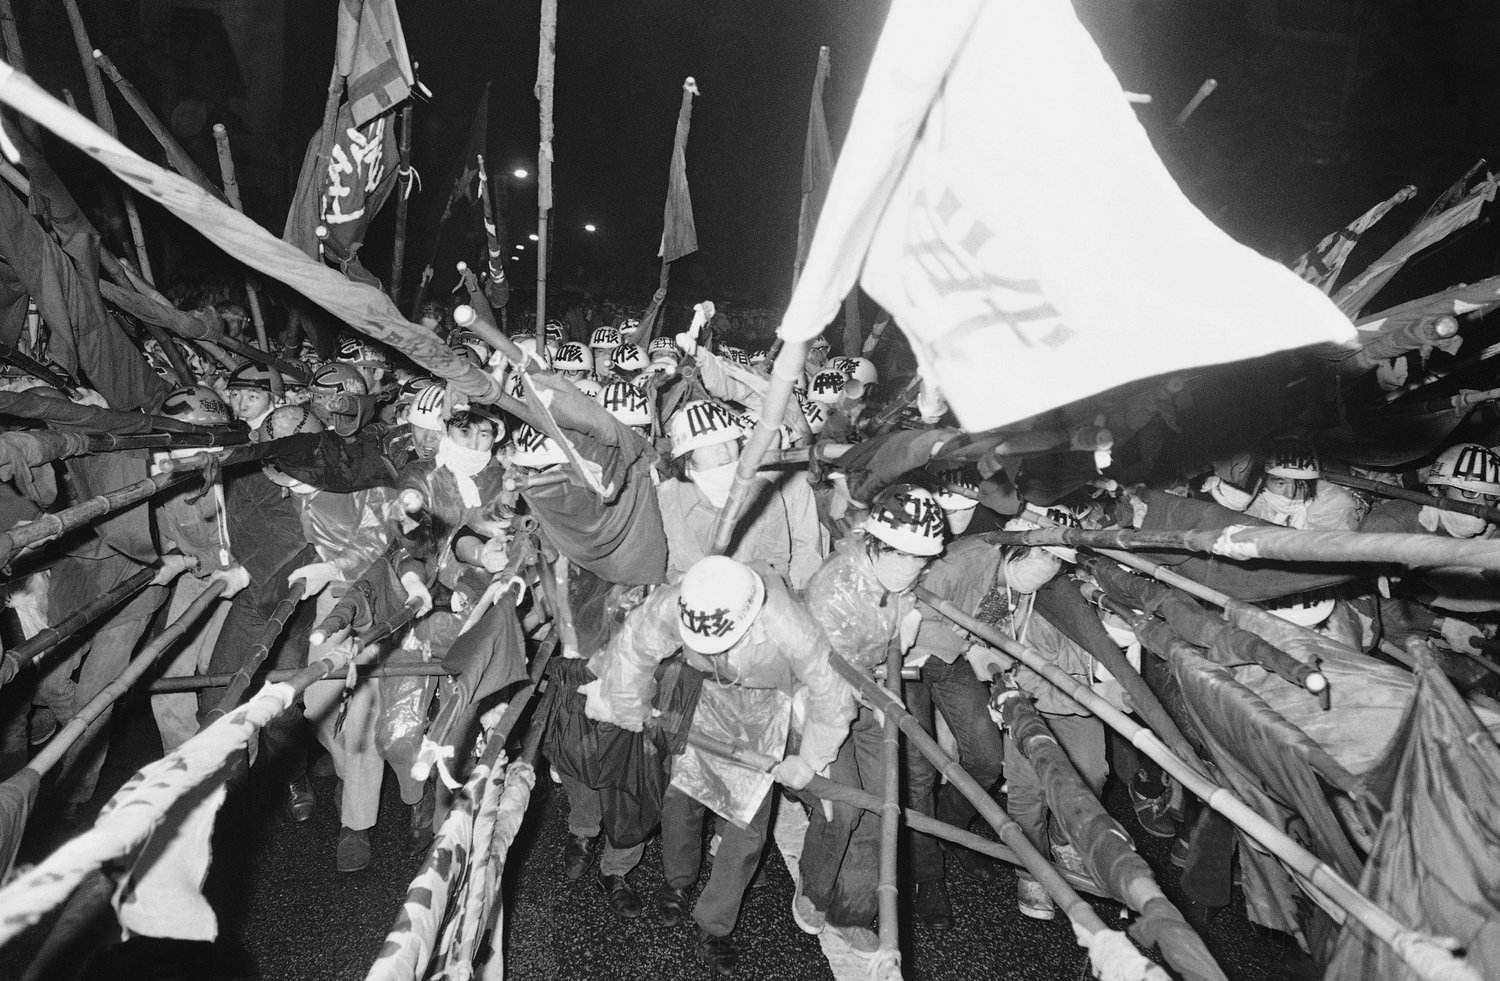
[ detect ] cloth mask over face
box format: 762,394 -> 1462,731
689,460 -> 737,508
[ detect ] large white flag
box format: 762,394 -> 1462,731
779,0 -> 1355,430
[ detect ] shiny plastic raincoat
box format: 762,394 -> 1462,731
587,570 -> 856,826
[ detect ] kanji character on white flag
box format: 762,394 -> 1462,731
779,0 -> 1356,431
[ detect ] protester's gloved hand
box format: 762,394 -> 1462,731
898,608 -> 923,653
1439,616 -> 1484,654
965,643 -> 1008,683
399,571 -> 434,617
579,678 -> 646,732
479,538 -> 510,573
208,564 -> 251,599
151,554 -> 196,587
288,561 -> 339,597
771,754 -> 816,790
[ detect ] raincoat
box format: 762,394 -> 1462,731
586,570 -> 855,826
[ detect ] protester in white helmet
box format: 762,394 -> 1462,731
404,383 -> 448,462
609,343 -> 648,383
1356,442 -> 1500,681
1204,438 -> 1362,530
581,556 -> 856,975
552,341 -> 595,382
658,400 -> 822,589
599,380 -> 652,435
677,326 -> 811,439
797,484 -> 946,951
590,326 -> 622,377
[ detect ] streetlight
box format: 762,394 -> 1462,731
512,167 -> 529,179
516,244 -> 526,251
528,233 -> 539,242
584,223 -> 597,233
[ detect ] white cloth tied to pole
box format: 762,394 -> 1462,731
0,681 -> 298,944
776,0 -> 1354,431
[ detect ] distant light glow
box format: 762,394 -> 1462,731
584,223 -> 597,233
512,168 -> 529,179
528,233 -> 539,242
516,244 -> 526,251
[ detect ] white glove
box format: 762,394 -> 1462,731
965,643 -> 1008,682
288,561 -> 339,597
579,678 -> 646,732
399,571 -> 433,617
674,331 -> 698,356
208,564 -> 251,598
1439,617 -> 1483,654
479,538 -> 510,573
771,754 -> 815,790
151,554 -> 196,587
899,609 -> 923,653
71,388 -> 109,408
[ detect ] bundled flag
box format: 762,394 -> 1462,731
636,78 -> 699,344
776,0 -> 1355,432
1291,184 -> 1416,293
794,47 -> 833,286
412,85 -> 491,314
284,0 -> 411,287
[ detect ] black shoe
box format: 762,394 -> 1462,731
657,884 -> 690,927
285,778 -> 315,823
915,880 -> 954,931
563,834 -> 595,880
408,782 -> 435,854
598,873 -> 642,920
694,928 -> 738,976
1129,769 -> 1176,839
943,843 -> 1000,883
336,827 -> 370,873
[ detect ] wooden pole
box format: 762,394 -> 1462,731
874,643 -> 903,978
0,0 -> 39,146
211,123 -> 282,398
389,100 -> 415,307
61,0 -> 151,281
200,581 -> 305,724
0,471 -> 189,568
1323,470 -> 1500,525
535,0 -> 557,334
92,50 -> 222,197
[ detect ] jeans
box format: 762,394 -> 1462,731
661,785 -> 773,937
798,705 -> 884,928
904,657 -> 1007,882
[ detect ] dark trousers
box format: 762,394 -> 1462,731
661,784 -> 774,937
798,705 -> 883,928
196,585 -> 317,781
904,657 -> 1007,882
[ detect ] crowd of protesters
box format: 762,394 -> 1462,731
0,281 -> 1497,978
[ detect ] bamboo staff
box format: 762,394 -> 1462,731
0,0 -> 37,147
84,430 -> 249,453
60,0 -> 150,280
997,693 -> 1227,981
200,582 -> 306,724
916,591 -> 1481,981
0,567 -> 155,687
150,661 -> 452,694
28,577 -> 226,778
0,471 -> 190,567
535,0 -> 557,333
987,523 -> 1500,572
390,100 -> 415,307
92,51 -> 223,199
827,653 -> 1169,979
212,124 -> 282,388
1383,339 -> 1500,403
1322,470 -> 1500,525
874,643 -> 903,979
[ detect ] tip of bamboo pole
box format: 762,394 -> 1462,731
456,261 -> 468,272
213,122 -> 226,135
92,49 -> 102,59
1305,672 -> 1328,694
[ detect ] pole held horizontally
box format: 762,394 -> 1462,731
0,471 -> 190,568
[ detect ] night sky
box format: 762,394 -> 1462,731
15,0 -> 1500,320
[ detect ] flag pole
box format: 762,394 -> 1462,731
535,0 -> 557,334
212,123 -> 283,398
389,98 -> 415,307
93,50 -> 223,198
61,0 -> 151,281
